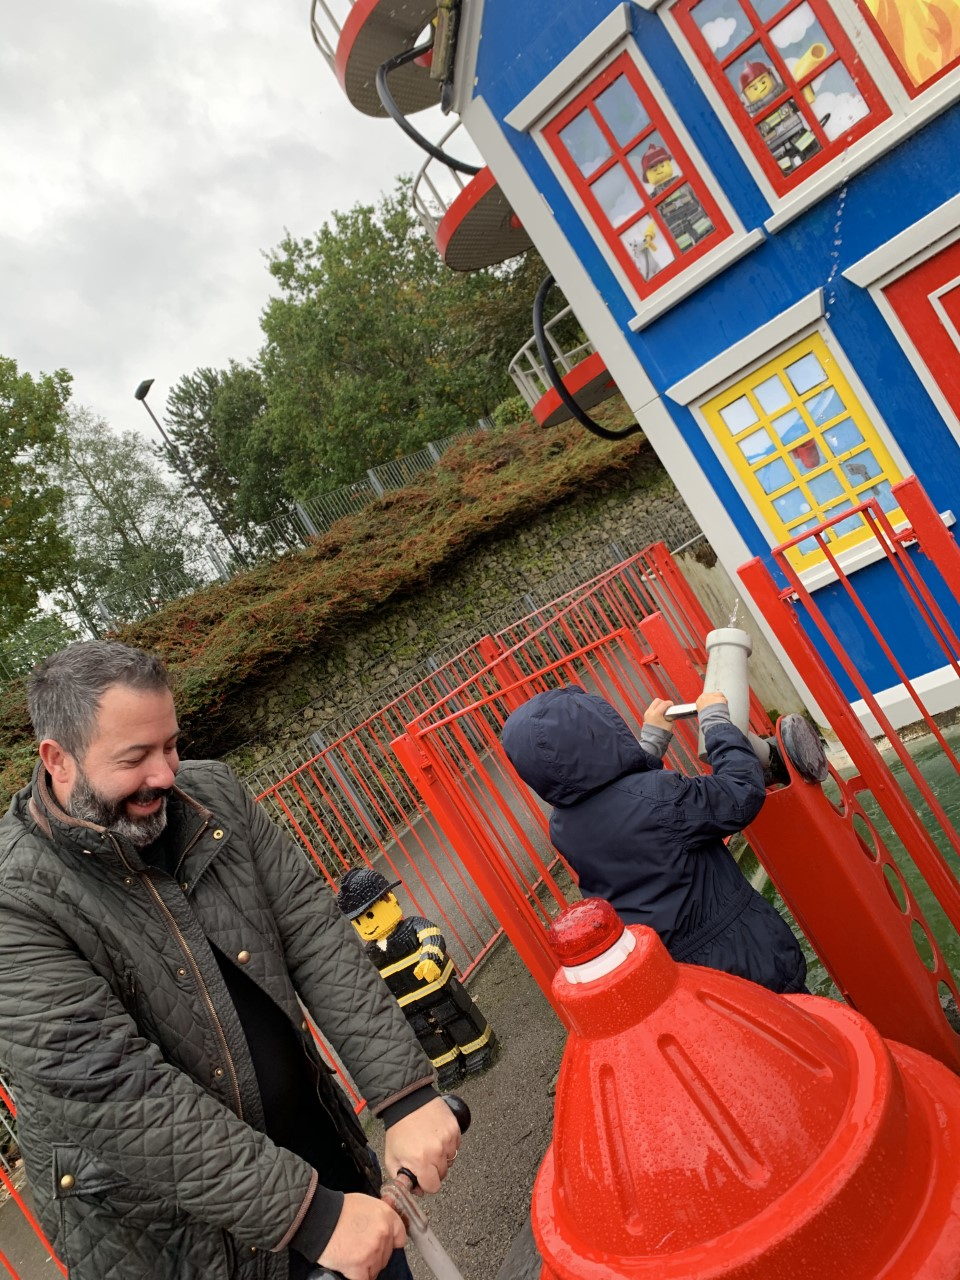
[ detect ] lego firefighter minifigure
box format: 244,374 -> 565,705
638,141 -> 714,253
337,867 -> 497,1089
738,58 -> 821,174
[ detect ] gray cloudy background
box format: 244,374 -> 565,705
1,0 -> 428,438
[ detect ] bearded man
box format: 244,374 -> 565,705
0,640 -> 459,1280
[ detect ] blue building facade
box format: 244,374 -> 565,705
314,0 -> 960,723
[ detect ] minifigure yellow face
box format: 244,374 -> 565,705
645,157 -> 674,187
351,892 -> 403,941
744,71 -> 776,103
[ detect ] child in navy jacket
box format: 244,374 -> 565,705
501,686 -> 806,994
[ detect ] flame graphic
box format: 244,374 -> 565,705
863,0 -> 960,87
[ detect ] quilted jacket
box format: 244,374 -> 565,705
0,759 -> 433,1279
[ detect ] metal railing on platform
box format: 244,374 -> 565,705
508,306 -> 594,410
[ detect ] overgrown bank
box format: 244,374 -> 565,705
0,404 -> 680,796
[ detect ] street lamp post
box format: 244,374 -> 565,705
134,378 -> 247,569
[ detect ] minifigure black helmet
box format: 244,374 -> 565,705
337,867 -> 401,920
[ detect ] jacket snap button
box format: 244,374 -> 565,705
180,882 -> 189,892
248,1246 -> 258,1255
177,967 -> 187,978
214,1067 -> 224,1079
237,950 -> 251,964
60,1174 -> 76,1190
301,1020 -> 308,1033
213,829 -> 224,840
123,877 -> 133,887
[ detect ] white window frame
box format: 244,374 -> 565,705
660,0 -> 960,233
844,194 -> 960,448
665,288 -> 937,590
506,5 -> 765,330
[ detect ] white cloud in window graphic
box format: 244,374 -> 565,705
813,88 -> 870,139
771,3 -> 817,49
701,15 -> 739,53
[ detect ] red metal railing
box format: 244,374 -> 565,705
738,476 -> 960,938
0,1085 -> 66,1277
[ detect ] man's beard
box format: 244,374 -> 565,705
69,769 -> 171,848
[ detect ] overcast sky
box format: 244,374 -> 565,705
1,0 -> 438,440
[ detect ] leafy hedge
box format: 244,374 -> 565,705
0,404 -> 665,797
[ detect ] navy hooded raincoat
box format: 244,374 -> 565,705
501,687 -> 806,994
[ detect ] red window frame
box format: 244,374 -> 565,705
542,51 -> 733,301
850,0 -> 960,98
673,0 -> 890,195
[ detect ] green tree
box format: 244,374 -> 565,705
0,610 -> 79,684
163,362 -> 286,530
256,179 -> 520,500
54,408 -> 209,627
0,357 -> 73,638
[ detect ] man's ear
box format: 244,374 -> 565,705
39,739 -> 73,786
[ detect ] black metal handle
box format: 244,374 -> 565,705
307,1095 -> 470,1279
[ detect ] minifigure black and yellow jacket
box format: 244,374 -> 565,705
364,918 -> 454,1006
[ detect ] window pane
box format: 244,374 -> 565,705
862,479 -> 898,512
629,134 -> 683,193
788,438 -> 823,471
842,449 -> 882,486
657,184 -> 716,252
690,0 -> 753,55
739,427 -> 776,462
770,407 -> 807,444
785,351 -> 826,394
595,76 -> 649,146
792,517 -> 822,555
807,61 -> 870,143
806,386 -> 845,425
719,396 -> 759,432
807,470 -> 844,503
755,457 -> 793,493
591,166 -> 644,226
727,44 -> 785,105
754,374 -> 791,414
822,417 -> 863,454
773,489 -> 814,522
752,0 -> 791,20
560,111 -> 612,178
770,5 -> 833,81
828,500 -> 864,538
620,220 -> 675,281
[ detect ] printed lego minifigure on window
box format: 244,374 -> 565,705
738,59 -> 821,175
625,220 -> 675,281
639,141 -> 715,253
337,868 -> 497,1089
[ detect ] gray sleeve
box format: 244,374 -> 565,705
698,702 -> 732,733
639,723 -> 673,759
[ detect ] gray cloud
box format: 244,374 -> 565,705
1,0 -> 434,439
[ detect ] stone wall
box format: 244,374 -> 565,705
229,466 -> 803,784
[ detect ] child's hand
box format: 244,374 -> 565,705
697,692 -> 729,711
643,697 -> 674,730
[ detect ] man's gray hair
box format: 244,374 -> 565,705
28,640 -> 172,758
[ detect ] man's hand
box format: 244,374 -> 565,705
383,1095 -> 461,1194
413,958 -> 442,983
697,692 -> 728,712
643,697 -> 674,731
316,1192 -> 406,1280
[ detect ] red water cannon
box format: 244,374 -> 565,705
532,898 -> 960,1279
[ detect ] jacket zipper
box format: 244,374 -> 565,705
110,835 -> 244,1121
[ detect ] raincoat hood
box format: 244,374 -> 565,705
501,686 -> 655,807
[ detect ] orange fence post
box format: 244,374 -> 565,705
391,731 -> 565,1019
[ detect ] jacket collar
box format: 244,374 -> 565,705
29,761 -> 221,877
